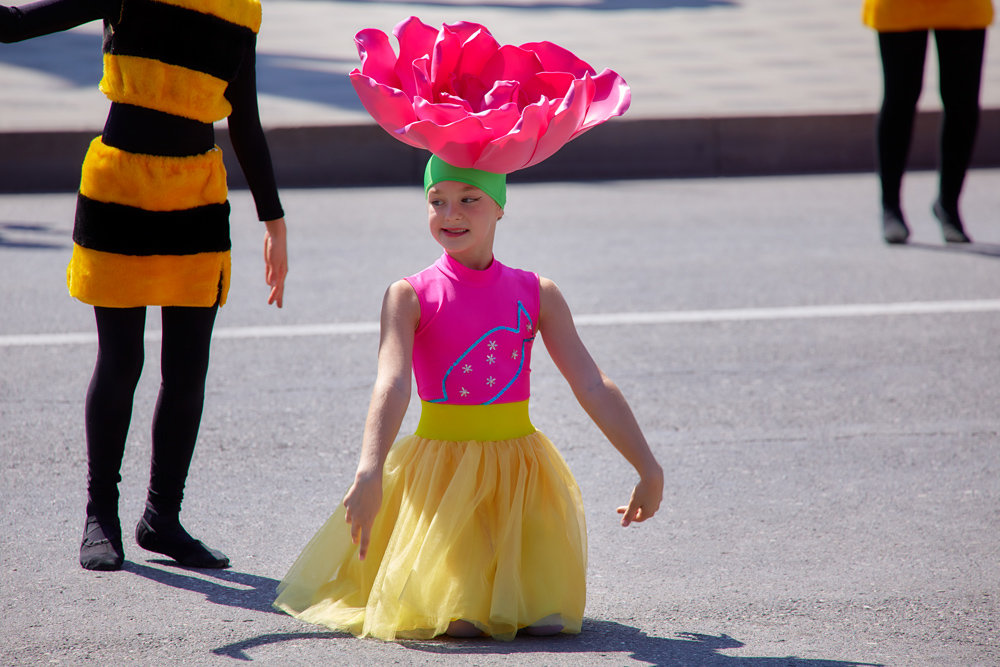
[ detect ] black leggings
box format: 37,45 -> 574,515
85,305 -> 217,520
876,29 -> 986,212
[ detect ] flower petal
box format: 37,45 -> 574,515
403,116 -> 492,168
453,26 -> 501,80
474,100 -> 552,173
355,28 -> 400,89
430,24 -> 463,97
452,73 -> 490,112
442,20 -> 491,44
436,91 -> 474,112
523,77 -> 592,168
410,99 -> 522,142
521,41 -> 596,77
576,68 -> 631,136
413,97 -> 473,125
349,72 -> 421,145
481,45 -> 543,94
483,80 -> 519,110
519,71 -> 574,109
393,17 -> 439,98
474,103 -> 522,135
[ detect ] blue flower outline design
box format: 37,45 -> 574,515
431,301 -> 535,405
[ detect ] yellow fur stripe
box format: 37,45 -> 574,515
155,0 -> 262,32
100,54 -> 232,123
80,138 -> 227,212
67,245 -> 231,308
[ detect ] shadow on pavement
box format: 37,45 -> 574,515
124,560 -> 283,615
212,631 -> 347,660
402,625 -> 884,666
0,222 -> 68,250
209,621 -> 884,666
906,241 -> 1000,259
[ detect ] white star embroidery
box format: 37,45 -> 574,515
460,387 -> 470,397
511,350 -> 519,360
462,364 -> 473,374
486,354 -> 496,365
488,340 -> 498,350
486,376 -> 496,387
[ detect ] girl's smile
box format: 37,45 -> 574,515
427,180 -> 503,270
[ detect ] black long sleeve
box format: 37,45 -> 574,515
225,38 -> 284,222
1,0 -> 116,42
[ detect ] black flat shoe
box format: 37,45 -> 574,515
135,517 -> 229,569
932,200 -> 971,244
80,515 -> 124,571
881,207 -> 910,245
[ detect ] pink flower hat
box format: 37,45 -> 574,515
349,16 -> 631,174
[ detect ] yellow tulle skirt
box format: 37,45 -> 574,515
274,403 -> 587,641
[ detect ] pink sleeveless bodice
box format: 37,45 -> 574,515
405,253 -> 540,406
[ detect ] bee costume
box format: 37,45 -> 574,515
3,0 -> 284,569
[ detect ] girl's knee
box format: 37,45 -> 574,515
524,613 -> 564,636
445,619 -> 484,638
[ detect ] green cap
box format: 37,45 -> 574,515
424,155 -> 507,209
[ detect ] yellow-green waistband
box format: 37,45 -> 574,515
415,400 -> 535,442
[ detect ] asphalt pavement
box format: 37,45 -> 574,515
2,168 -> 1000,665
2,0 -> 1000,665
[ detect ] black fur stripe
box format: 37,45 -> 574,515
102,103 -> 215,156
74,195 -> 231,256
106,0 -> 253,81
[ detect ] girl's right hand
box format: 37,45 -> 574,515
343,472 -> 383,560
263,217 -> 288,308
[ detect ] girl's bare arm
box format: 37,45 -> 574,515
343,279 -> 419,558
538,277 -> 663,525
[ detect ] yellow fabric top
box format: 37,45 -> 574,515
862,0 -> 994,31
414,400 -> 536,442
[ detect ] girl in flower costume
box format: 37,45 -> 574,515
2,0 -> 288,571
275,17 -> 662,640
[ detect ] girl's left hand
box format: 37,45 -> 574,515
617,472 -> 663,527
263,217 -> 288,307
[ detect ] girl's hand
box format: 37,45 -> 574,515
263,218 -> 288,308
616,470 -> 663,527
343,472 -> 383,560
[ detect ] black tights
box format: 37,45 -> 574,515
876,29 -> 986,214
85,305 -> 217,522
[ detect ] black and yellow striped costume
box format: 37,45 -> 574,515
3,0 -> 284,307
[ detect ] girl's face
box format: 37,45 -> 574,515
427,180 -> 503,270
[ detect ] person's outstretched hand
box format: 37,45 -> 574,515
617,471 -> 663,527
264,218 -> 288,307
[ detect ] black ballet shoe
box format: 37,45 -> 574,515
932,200 -> 972,244
135,516 -> 229,569
80,515 -> 124,571
881,207 -> 910,245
